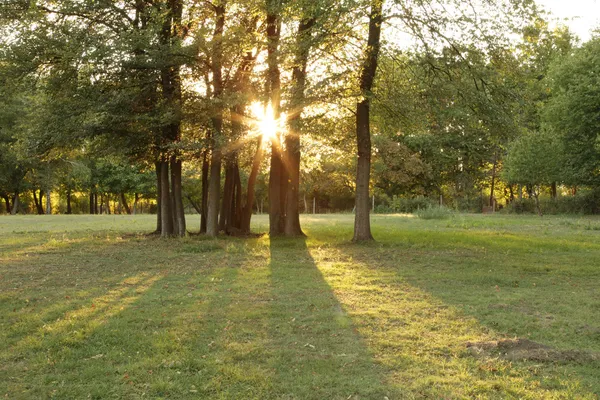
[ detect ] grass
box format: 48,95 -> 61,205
1,213 -> 599,399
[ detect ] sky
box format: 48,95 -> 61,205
537,0 -> 600,41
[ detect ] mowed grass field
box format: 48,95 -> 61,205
1,213 -> 599,399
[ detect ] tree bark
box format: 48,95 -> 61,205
266,2 -> 283,236
219,158 -> 235,232
2,195 -> 10,214
89,190 -> 95,214
120,192 -> 131,214
200,146 -> 209,233
284,16 -> 314,237
206,147 -> 222,237
160,159 -> 174,237
206,2 -> 225,237
551,182 -> 557,199
158,0 -> 185,237
489,154 -> 497,208
66,189 -> 72,215
353,0 -> 382,242
33,189 -> 44,215
240,137 -> 264,233
11,192 -> 19,215
171,156 -> 186,236
46,189 -> 51,214
155,162 -> 162,233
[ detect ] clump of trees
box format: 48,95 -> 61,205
1,0 -> 598,239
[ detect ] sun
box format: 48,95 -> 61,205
250,102 -> 285,141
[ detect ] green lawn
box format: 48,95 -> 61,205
1,213 -> 599,399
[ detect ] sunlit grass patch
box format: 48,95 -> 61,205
1,214 -> 599,398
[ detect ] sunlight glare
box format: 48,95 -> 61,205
250,101 -> 285,141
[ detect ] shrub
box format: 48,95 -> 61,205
506,190 -> 600,215
416,205 -> 454,220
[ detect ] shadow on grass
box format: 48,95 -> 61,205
267,237 -> 400,399
0,234 -> 247,398
327,239 -> 600,398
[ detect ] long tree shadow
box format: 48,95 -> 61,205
323,239 -> 600,399
267,237 -> 401,399
0,232 -> 250,398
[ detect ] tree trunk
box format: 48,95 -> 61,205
33,190 -> 44,215
219,158 -> 235,232
206,3 -> 225,238
89,190 -> 95,214
284,17 -> 314,236
160,159 -> 174,237
200,147 -> 209,233
46,189 -> 51,214
11,192 -> 19,215
353,0 -> 382,242
240,137 -> 264,233
534,187 -> 543,217
120,193 -> 131,215
66,189 -> 72,215
133,193 -> 139,214
185,192 -> 202,214
551,182 -> 557,199
2,195 -> 10,214
267,2 -> 283,236
303,193 -> 307,214
232,163 -> 242,231
489,154 -> 497,208
206,147 -> 222,237
171,156 -> 186,236
155,162 -> 162,233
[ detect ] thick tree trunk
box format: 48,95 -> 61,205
120,193 -> 131,215
284,16 -> 314,237
160,159 -> 174,237
11,192 -> 19,215
66,189 -> 72,215
354,101 -> 374,241
206,3 -> 225,237
266,3 -> 283,236
171,156 -> 186,236
353,0 -> 382,242
240,137 -> 264,233
158,0 -> 185,237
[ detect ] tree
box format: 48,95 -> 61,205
544,37 -> 600,189
503,131 -> 563,215
353,0 -> 383,242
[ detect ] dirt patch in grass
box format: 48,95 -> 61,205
467,338 -> 599,363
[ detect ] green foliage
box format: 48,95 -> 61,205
544,37 -> 600,187
416,205 -> 454,220
506,191 -> 600,215
503,130 -> 564,186
375,195 -> 435,214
